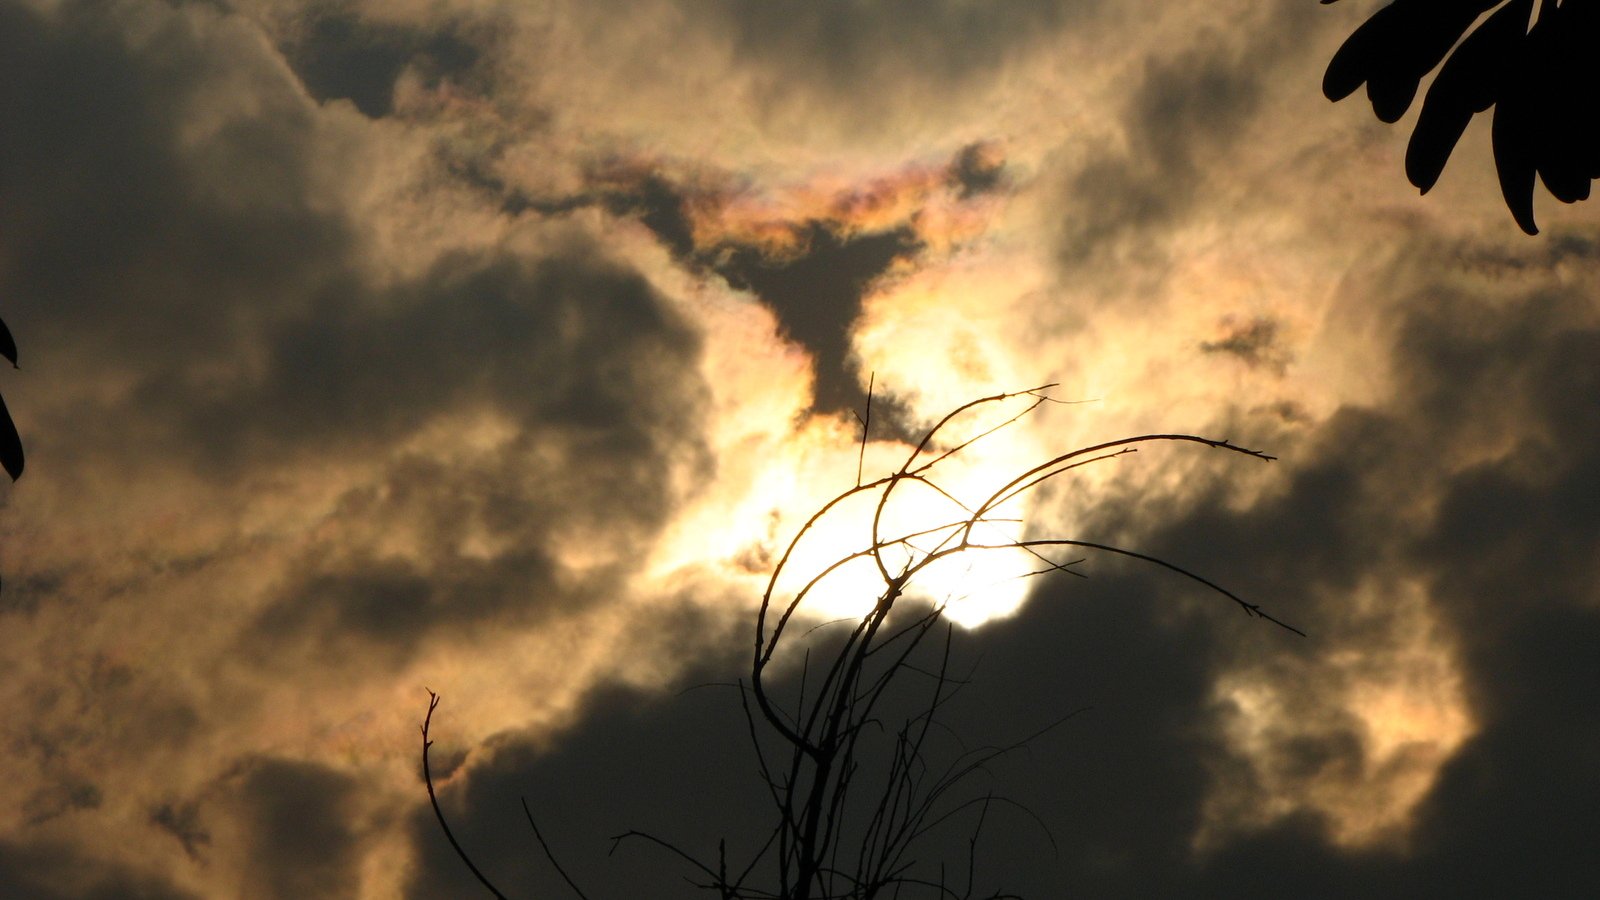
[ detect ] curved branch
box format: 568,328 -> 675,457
967,538 -> 1305,636
421,690 -> 510,900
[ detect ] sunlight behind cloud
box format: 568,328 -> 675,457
646,392 -> 1056,629
1201,578 -> 1474,850
7,0 -> 1597,894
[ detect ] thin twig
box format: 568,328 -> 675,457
522,798 -> 595,900
421,690 -> 510,900
857,372 -> 874,488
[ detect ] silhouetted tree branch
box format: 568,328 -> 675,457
1324,0 -> 1598,233
422,384 -> 1298,898
422,690 -> 511,900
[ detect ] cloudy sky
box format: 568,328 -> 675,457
3,0 -> 1597,896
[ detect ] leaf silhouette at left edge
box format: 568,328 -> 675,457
0,390 -> 22,481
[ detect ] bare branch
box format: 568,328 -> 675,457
423,383 -> 1298,900
421,690 -> 510,900
521,798 -> 595,900
969,538 -> 1305,636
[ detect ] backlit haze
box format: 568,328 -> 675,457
3,0 -> 1598,896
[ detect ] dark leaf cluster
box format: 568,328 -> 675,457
1323,0 -> 1599,234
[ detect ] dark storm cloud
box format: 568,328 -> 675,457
0,0 -> 712,678
403,602 -> 755,899
0,841 -> 198,900
399,579 -> 1227,898
278,10 -> 481,117
713,223 -> 922,419
0,3 -> 351,358
1370,273 -> 1600,898
1060,0 -> 1317,265
231,758 -> 365,898
1200,317 -> 1291,374
159,250 -> 705,472
1031,235 -> 1600,895
229,250 -> 710,665
7,0 -> 1596,896
571,165 -> 931,423
705,0 -> 1094,94
600,174 -> 699,260
1063,43 -> 1263,263
404,231 -> 1600,896
0,0 -> 708,518
1,3 -> 712,893
949,142 -> 1007,199
405,685 -> 762,899
250,547 -> 564,667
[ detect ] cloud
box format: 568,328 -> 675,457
402,638 -> 758,899
713,222 -> 920,417
1056,2 -> 1322,269
1199,316 -> 1291,374
145,248 -> 701,466
277,10 -> 481,118
514,146 -> 1017,424
0,840 -> 198,900
1040,232 -> 1599,892
3,0 -> 1598,896
399,223 -> 1600,895
949,141 -> 1008,199
229,758 -> 366,899
705,0 -> 1093,96
0,3 -> 716,894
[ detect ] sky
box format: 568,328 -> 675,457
2,0 -> 1598,897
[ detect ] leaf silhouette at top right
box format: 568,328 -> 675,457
1323,0 -> 1600,235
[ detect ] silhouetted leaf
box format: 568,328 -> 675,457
1324,0 -> 1499,121
0,391 -> 21,481
1492,0 -> 1548,235
1406,0 -> 1531,193
1533,2 -> 1599,203
0,315 -> 15,368
1493,94 -> 1539,234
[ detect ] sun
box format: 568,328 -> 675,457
762,446 -> 1040,629
646,392 -> 1059,630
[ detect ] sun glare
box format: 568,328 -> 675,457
766,456 -> 1039,629
647,395 -> 1056,629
